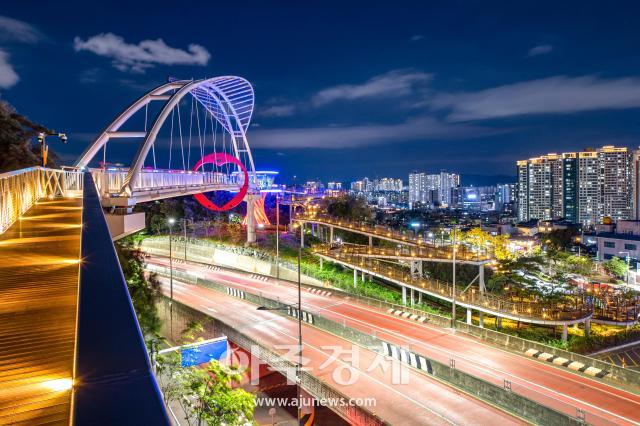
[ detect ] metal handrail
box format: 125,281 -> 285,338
0,167 -> 83,234
294,213 -> 493,260
316,247 -> 592,322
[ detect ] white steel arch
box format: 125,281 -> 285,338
75,76 -> 257,196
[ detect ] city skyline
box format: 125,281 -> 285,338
2,1 -> 640,182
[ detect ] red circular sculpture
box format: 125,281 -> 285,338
192,152 -> 249,211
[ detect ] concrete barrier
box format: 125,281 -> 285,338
455,321 -> 640,391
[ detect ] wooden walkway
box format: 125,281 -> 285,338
0,198 -> 83,425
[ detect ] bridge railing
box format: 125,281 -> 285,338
295,213 -> 493,260
0,167 -> 84,234
316,247 -> 592,322
91,167 -> 245,196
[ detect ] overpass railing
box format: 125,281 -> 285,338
294,213 -> 492,260
91,167 -> 244,197
316,247 -> 592,323
0,166 -> 83,234
337,242 -> 490,263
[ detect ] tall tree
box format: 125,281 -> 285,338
0,100 -> 58,172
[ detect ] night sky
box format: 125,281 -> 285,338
2,1 -> 640,184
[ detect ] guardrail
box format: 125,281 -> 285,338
316,247 -> 592,323
0,166 -> 83,234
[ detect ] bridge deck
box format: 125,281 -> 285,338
0,198 -> 82,425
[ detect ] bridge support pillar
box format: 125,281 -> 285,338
410,260 -> 422,279
478,312 -> 484,328
496,317 -> 502,329
353,269 -> 357,287
319,257 -> 323,270
402,286 -> 407,306
584,318 -> 591,337
300,222 -> 305,248
361,269 -> 365,282
562,324 -> 568,343
330,226 -> 334,244
479,264 -> 486,293
466,309 -> 472,325
410,288 -> 415,306
245,193 -> 262,244
418,291 -> 422,304
368,235 -> 373,248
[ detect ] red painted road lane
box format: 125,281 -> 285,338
158,277 -> 525,425
148,256 -> 640,426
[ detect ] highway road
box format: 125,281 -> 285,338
148,255 -> 640,426
154,275 -> 525,425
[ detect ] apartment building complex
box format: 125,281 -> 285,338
408,171 -> 460,207
517,146 -> 635,226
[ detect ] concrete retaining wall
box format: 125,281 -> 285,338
141,238 -> 324,287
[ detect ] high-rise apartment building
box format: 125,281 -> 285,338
517,146 -> 635,226
599,146 -> 633,222
408,171 -> 460,207
495,183 -> 516,212
577,150 -> 600,226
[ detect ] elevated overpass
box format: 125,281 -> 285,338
146,255 -> 640,426
294,213 -> 593,336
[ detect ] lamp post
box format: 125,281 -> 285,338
256,244 -> 303,424
168,217 -> 175,339
37,132 -> 68,167
451,226 -> 457,329
276,195 -> 280,280
620,251 -> 631,286
181,218 -> 191,262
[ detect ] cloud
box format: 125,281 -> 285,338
0,49 -> 19,88
78,67 -> 105,84
0,15 -> 43,43
409,35 -> 424,42
259,104 -> 296,117
73,33 -> 211,73
312,69 -> 432,106
527,44 -> 553,57
249,117 -> 495,149
431,75 -> 640,121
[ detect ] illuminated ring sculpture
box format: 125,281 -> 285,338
192,153 -> 249,211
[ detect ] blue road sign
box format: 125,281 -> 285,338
180,337 -> 228,368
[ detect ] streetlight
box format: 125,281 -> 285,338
619,251 -> 631,286
257,244 -> 303,424
451,225 -> 458,329
37,131 -> 68,167
168,217 -> 175,339
276,194 -> 280,280
180,218 -> 192,262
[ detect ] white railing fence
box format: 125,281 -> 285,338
91,168 -> 245,197
0,167 -> 84,234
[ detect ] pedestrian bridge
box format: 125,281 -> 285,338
91,167 -> 243,207
0,167 -> 169,424
294,213 -> 593,335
